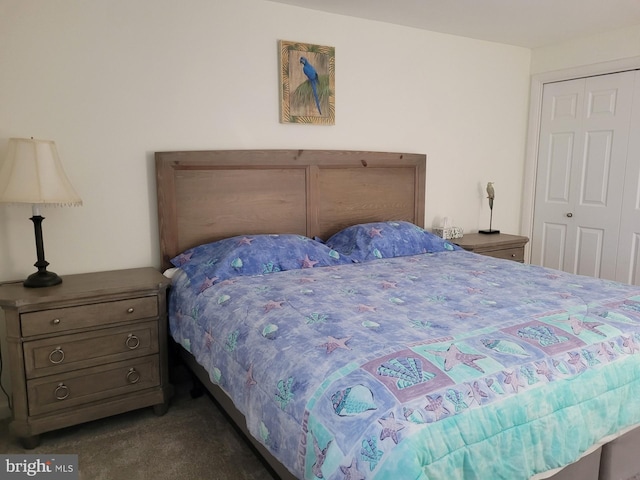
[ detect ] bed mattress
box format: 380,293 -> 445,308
168,249 -> 640,479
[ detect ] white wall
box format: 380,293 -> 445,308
0,0 -> 531,416
531,24 -> 640,74
0,0 -> 531,283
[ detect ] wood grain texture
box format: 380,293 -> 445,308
0,268 -> 171,447
452,233 -> 529,262
155,149 -> 426,269
453,233 -> 529,250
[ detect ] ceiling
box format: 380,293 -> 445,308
267,0 -> 640,48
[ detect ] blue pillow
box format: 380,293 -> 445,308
171,234 -> 351,293
325,221 -> 459,262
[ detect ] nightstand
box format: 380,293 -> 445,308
0,267 -> 172,448
452,233 -> 529,262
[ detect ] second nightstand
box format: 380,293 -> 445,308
0,267 -> 172,448
452,233 -> 529,262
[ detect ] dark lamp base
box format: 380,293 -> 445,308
24,270 -> 63,288
478,229 -> 500,235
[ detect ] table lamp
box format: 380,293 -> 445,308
0,138 -> 82,287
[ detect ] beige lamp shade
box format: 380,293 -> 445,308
0,138 -> 82,206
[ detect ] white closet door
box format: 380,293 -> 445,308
616,70 -> 640,285
531,78 -> 584,271
531,71 -> 636,280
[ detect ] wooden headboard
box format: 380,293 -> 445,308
155,149 -> 426,270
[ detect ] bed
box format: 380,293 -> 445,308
155,149 -> 640,480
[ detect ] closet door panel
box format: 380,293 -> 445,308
616,70 -> 640,285
532,79 -> 584,270
569,73 -> 634,280
574,226 -> 605,278
532,71 -> 636,281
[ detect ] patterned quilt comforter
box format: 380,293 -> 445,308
168,250 -> 640,479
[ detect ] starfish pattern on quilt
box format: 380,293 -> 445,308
453,311 -> 476,319
568,351 -> 587,372
312,433 -> 331,478
597,342 -> 616,362
469,270 -> 485,277
368,227 -> 383,238
502,370 -> 520,392
174,251 -> 193,265
319,336 -> 352,354
357,304 -> 376,313
246,363 -> 257,387
623,335 -> 639,353
424,394 -> 449,420
430,344 -> 486,372
301,254 -> 319,268
198,276 -> 219,293
264,300 -> 285,312
236,237 -> 254,245
468,381 -> 489,405
378,412 -> 404,444
339,458 -> 365,480
535,361 -> 554,381
566,316 -> 606,337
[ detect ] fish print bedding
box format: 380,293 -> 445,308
167,230 -> 640,480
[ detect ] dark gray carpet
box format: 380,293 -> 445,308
0,375 -> 277,480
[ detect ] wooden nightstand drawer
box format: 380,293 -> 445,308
27,356 -> 160,416
480,247 -> 525,262
23,320 -> 159,379
452,233 -> 529,263
21,296 -> 158,337
0,267 -> 171,448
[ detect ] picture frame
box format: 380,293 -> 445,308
279,40 -> 335,125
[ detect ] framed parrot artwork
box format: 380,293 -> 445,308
279,40 -> 335,125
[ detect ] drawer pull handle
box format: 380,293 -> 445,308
52,318 -> 61,325
125,334 -> 140,350
49,347 -> 65,364
126,368 -> 140,384
127,307 -> 135,314
55,383 -> 70,400
511,253 -> 516,257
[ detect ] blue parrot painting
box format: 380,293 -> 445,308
299,56 -> 322,115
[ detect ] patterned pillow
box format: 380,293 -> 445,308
171,234 -> 351,293
325,221 -> 459,262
